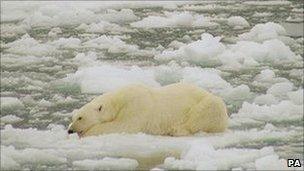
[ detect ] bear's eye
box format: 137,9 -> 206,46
98,105 -> 102,111
78,117 -> 82,120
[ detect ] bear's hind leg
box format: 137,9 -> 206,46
184,97 -> 228,134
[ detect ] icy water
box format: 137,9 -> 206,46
1,1 -> 303,170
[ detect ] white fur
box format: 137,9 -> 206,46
69,83 -> 228,137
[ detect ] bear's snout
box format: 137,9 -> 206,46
68,129 -> 74,134
67,123 -> 75,134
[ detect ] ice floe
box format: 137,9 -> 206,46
254,94 -> 279,106
243,0 -> 292,6
1,115 -> 23,124
1,97 -> 24,111
156,30 -> 301,69
64,65 -> 160,94
253,69 -> 290,88
266,82 -> 294,98
83,35 -> 139,54
287,89 -> 303,105
99,9 -> 139,24
231,100 -> 303,122
238,22 -> 287,42
227,16 -> 250,29
72,157 -> 139,170
76,21 -> 129,34
1,124 -> 301,170
4,34 -> 56,56
155,33 -> 225,66
131,12 -> 218,28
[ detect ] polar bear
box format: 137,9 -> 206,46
68,83 -> 228,137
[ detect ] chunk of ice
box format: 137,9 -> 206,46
227,16 -> 250,28
238,22 -> 286,42
254,94 -> 279,105
1,115 -> 23,124
73,157 -> 138,170
287,89 -> 303,105
1,97 -> 24,110
266,82 -> 294,98
65,65 -> 160,94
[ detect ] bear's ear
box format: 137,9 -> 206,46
98,105 -> 102,112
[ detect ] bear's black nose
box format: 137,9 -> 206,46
68,129 -> 74,134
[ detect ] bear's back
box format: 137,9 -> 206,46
116,84 -> 153,98
157,82 -> 209,101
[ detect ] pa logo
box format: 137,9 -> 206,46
287,159 -> 302,167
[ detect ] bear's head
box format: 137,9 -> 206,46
68,93 -> 121,137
